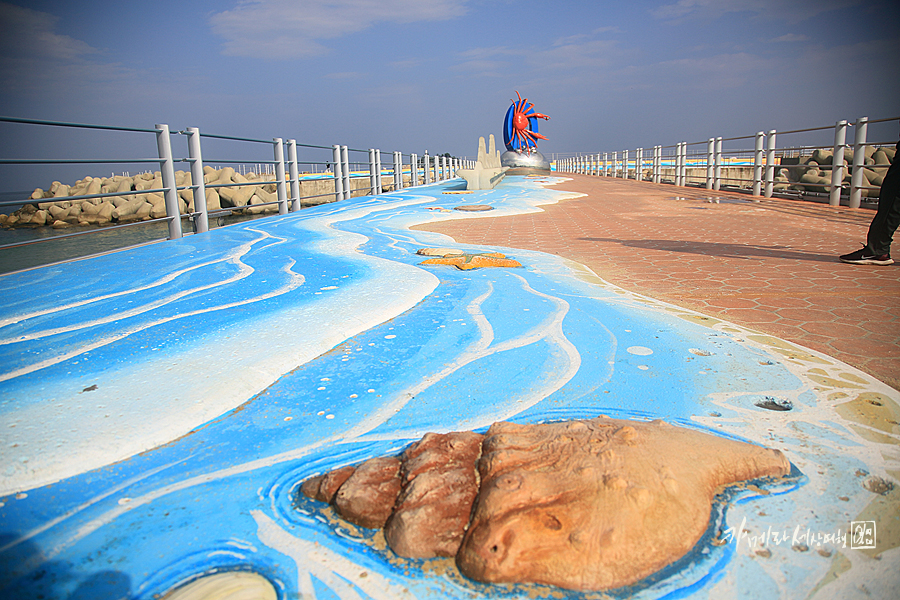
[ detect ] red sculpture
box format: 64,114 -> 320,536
504,91 -> 550,152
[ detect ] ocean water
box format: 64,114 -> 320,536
0,177 -> 897,599
0,208 -> 274,275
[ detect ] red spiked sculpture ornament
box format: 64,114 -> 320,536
503,91 -> 550,153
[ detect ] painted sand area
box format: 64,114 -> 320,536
0,176 -> 898,599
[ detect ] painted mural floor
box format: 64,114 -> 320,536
0,176 -> 898,599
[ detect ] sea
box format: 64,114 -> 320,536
0,190 -> 272,275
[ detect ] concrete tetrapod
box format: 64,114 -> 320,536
300,416 -> 791,592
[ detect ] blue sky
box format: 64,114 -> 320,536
0,0 -> 898,188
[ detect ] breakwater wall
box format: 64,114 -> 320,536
0,167 -> 393,229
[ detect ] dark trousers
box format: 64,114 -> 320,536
867,147 -> 900,255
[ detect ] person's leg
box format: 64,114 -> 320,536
866,185 -> 900,255
841,148 -> 900,264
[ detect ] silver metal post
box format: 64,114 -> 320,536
674,143 -> 681,186
393,151 -> 401,190
288,139 -> 300,211
423,154 -> 431,184
185,127 -> 208,234
369,149 -> 378,195
410,153 -> 418,186
332,144 -> 344,201
714,137 -> 722,191
752,131 -> 764,197
375,149 -> 383,193
830,120 -> 848,206
654,146 -> 661,184
706,138 -> 714,190
273,138 -> 288,215
341,145 -> 351,200
850,117 -> 867,209
764,130 -> 777,198
155,123 -> 182,240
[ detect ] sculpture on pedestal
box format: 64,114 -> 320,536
501,91 -> 551,170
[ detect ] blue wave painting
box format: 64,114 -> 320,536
1,176 -> 897,599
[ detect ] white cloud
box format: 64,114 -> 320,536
0,2 -> 132,96
651,0 -> 863,23
452,37 -> 618,78
210,0 -> 469,59
0,2 -> 98,61
771,33 -> 809,42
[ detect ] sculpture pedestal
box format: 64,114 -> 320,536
500,150 -> 550,170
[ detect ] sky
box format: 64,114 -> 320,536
0,0 -> 898,190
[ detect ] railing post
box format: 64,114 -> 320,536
706,138 -> 714,189
288,139 -> 300,211
375,149 -> 383,193
273,137 -> 288,215
332,144 -> 344,201
394,151 -> 402,190
830,120 -> 848,206
654,146 -> 661,183
636,148 -> 642,181
155,123 -> 183,240
185,127 -> 209,234
369,149 -> 378,195
752,131 -> 764,197
341,145 -> 351,200
714,137 -> 722,191
410,153 -> 418,186
674,143 -> 682,186
850,117 -> 868,209
765,130 -> 777,198
423,153 -> 431,184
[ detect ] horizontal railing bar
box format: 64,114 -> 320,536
0,158 -> 163,165
292,142 -> 333,150
0,115 -> 158,133
194,132 -> 275,144
775,124 -> 837,135
7,188 -> 169,207
204,181 -> 276,190
865,116 -> 900,125
189,159 -> 278,165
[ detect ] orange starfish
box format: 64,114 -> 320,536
419,251 -> 522,271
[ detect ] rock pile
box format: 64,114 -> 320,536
772,145 -> 895,195
300,416 -> 791,591
0,167 -> 311,229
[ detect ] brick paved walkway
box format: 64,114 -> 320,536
415,175 -> 900,390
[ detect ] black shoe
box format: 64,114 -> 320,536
839,246 -> 894,265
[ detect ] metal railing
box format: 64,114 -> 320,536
0,116 -> 474,256
556,115 -> 898,208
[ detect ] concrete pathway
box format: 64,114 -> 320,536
418,175 -> 900,391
